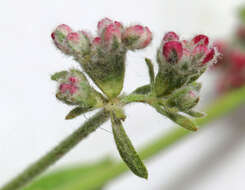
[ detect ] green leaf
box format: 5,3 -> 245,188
185,110 -> 206,118
168,112 -> 197,131
51,71 -> 68,81
154,104 -> 197,131
65,106 -> 93,120
111,113 -> 148,179
145,58 -> 155,85
132,85 -> 151,94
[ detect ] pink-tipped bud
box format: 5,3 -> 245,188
163,31 -> 179,42
162,41 -> 183,64
103,23 -> 122,46
69,76 -> 78,83
192,34 -> 209,46
92,37 -> 101,46
202,48 -> 215,64
66,32 -> 90,54
59,83 -> 78,95
97,17 -> 113,35
192,44 -> 208,55
122,25 -> 152,50
51,24 -> 73,54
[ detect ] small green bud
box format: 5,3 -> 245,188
65,106 -> 93,120
166,85 -> 200,111
51,69 -> 104,108
167,112 -> 197,131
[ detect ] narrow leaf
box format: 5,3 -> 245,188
185,110 -> 206,118
145,58 -> 155,85
111,113 -> 148,179
154,104 -> 197,131
132,85 -> 151,94
65,106 -> 93,120
51,71 -> 68,81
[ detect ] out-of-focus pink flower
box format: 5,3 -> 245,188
230,50 -> 245,71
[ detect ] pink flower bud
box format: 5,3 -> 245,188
92,37 -> 101,46
66,32 -> 90,54
69,76 -> 78,83
59,76 -> 79,95
202,48 -> 215,64
97,17 -> 113,35
59,83 -> 78,95
122,25 -> 152,49
51,24 -> 73,54
52,24 -> 72,39
192,44 -> 208,55
162,41 -> 183,64
192,34 -> 209,46
103,23 -> 122,46
163,31 -> 179,42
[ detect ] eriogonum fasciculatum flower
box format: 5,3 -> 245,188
51,18 -> 216,179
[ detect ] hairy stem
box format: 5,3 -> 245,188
0,110 -> 110,190
56,85 -> 245,190
3,85 -> 245,190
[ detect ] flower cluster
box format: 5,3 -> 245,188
51,18 -> 218,179
52,18 -> 152,98
155,32 -> 217,96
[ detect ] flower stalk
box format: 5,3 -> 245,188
1,18 -> 220,190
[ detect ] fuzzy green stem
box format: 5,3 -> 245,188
57,86 -> 245,190
121,94 -> 150,104
0,110 -> 110,190
3,85 -> 245,190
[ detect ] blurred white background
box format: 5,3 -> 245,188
1,0 -> 245,189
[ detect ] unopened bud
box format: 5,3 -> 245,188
162,31 -> 179,42
122,25 -> 152,50
97,17 -> 113,36
202,48 -> 215,64
192,34 -> 209,46
51,24 -> 73,54
162,41 -> 183,64
167,86 -> 200,111
66,32 -> 90,55
102,23 -> 122,48
52,69 -> 103,107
